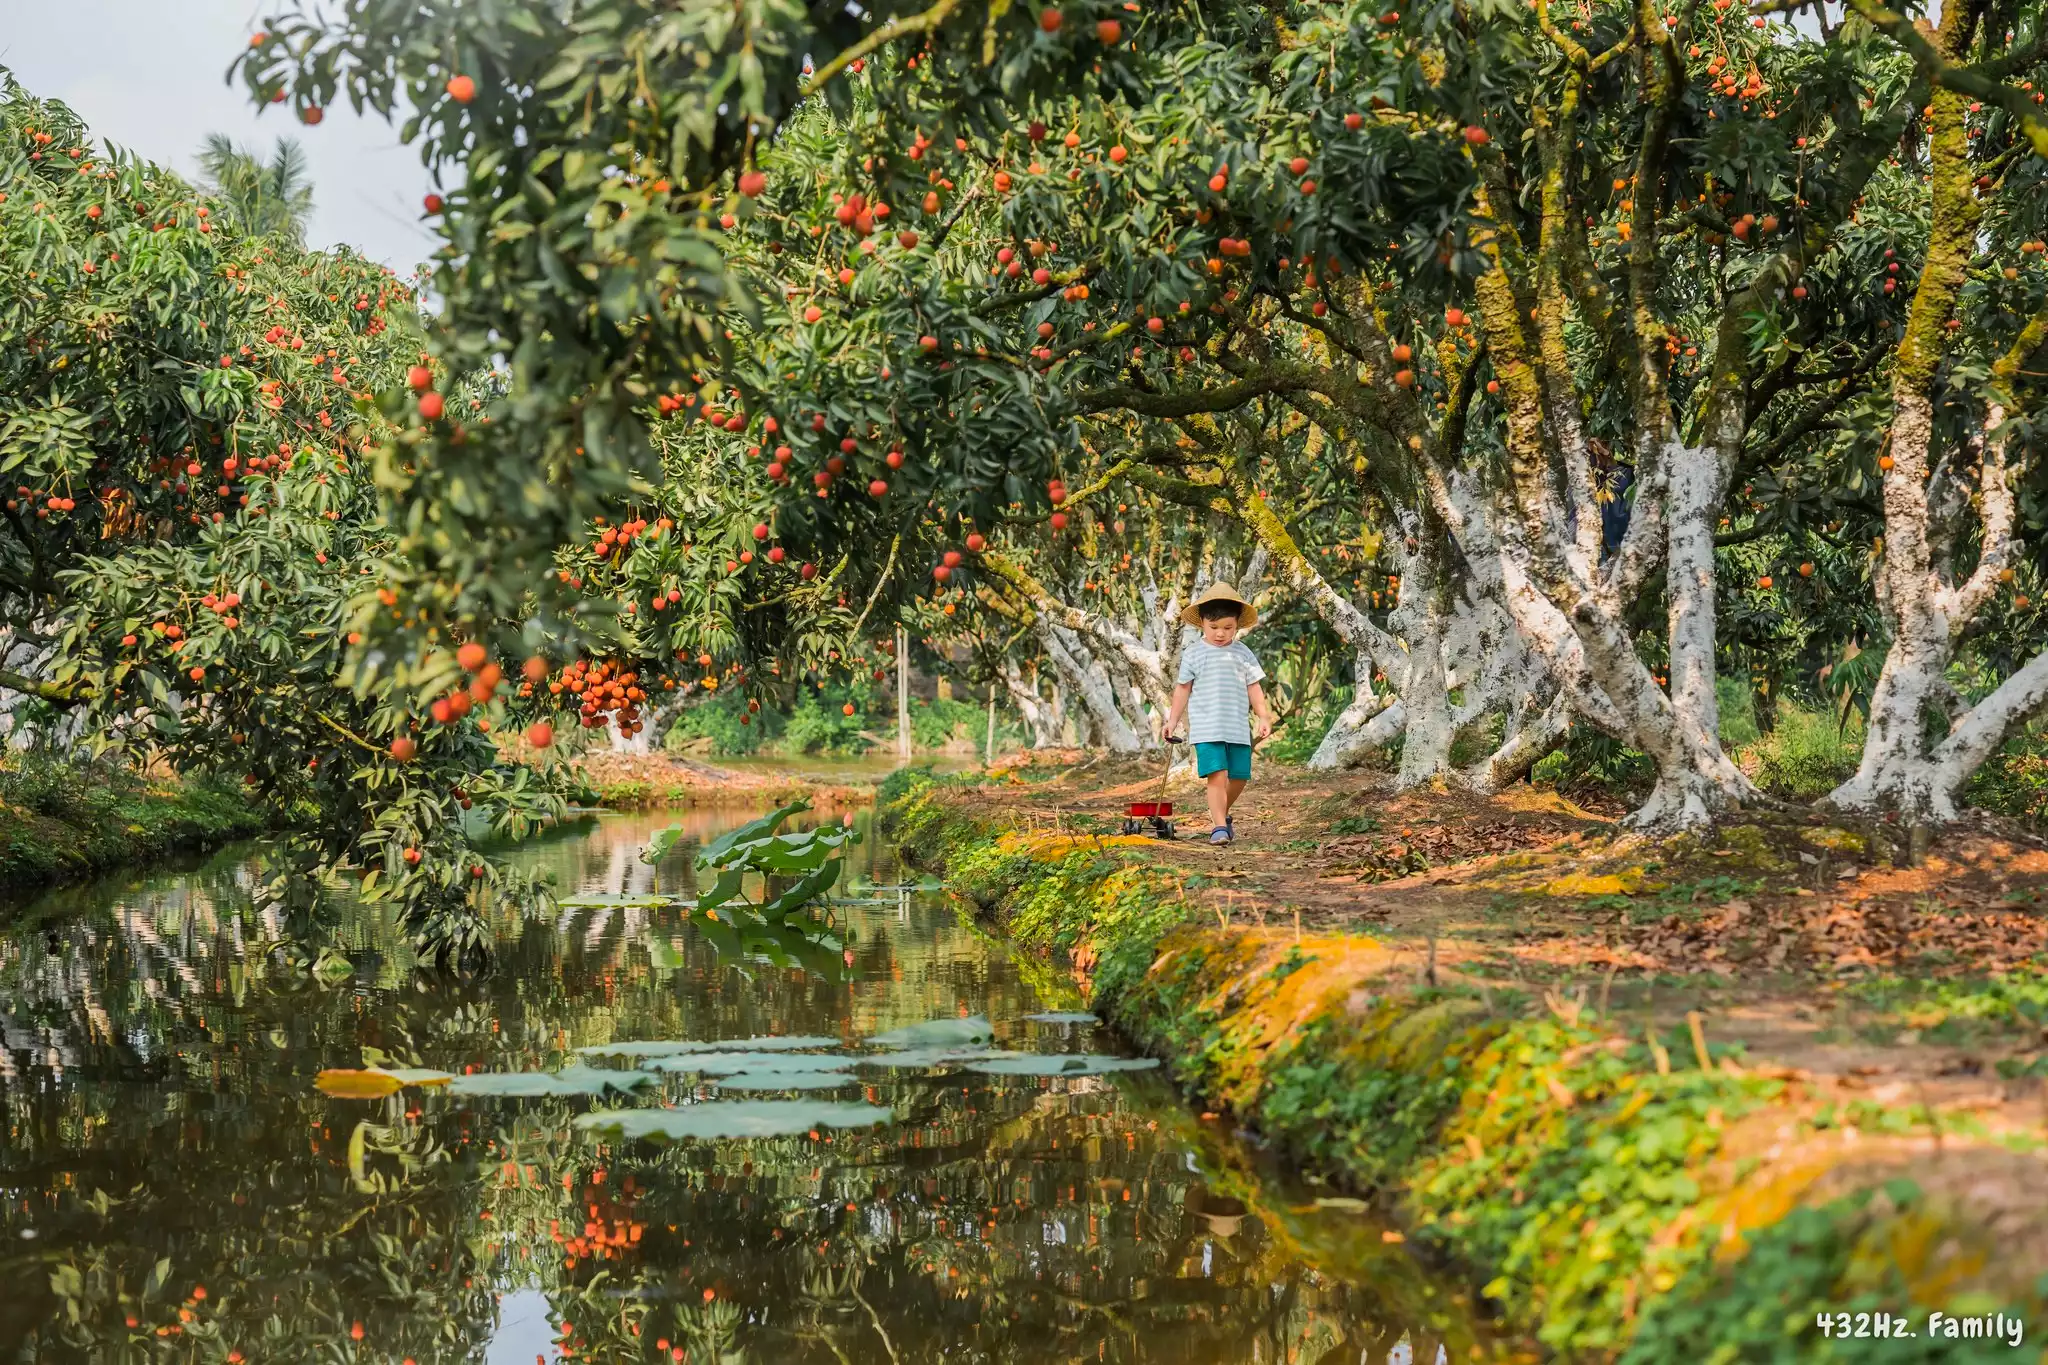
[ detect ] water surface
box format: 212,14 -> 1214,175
1,807 -> 1490,1363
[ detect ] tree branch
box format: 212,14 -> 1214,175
801,0 -> 965,98
0,667 -> 81,706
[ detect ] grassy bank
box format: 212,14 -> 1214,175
884,770 -> 2048,1361
0,754 -> 265,897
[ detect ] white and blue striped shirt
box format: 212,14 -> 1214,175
1176,640 -> 1265,745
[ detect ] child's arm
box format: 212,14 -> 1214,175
1247,681 -> 1274,741
1164,681 -> 1193,740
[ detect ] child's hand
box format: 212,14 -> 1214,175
1252,715 -> 1272,741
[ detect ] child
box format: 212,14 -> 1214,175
1162,582 -> 1272,845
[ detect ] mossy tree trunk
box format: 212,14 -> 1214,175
1830,7 -> 2048,822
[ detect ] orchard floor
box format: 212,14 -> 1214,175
963,752 -> 2048,1116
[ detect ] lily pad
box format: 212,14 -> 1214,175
447,1065 -> 657,1098
641,1051 -> 858,1076
575,1101 -> 892,1141
1024,1012 -> 1101,1025
711,1071 -> 859,1091
866,1015 -> 993,1048
854,1047 -> 1026,1070
963,1055 -> 1161,1077
576,1035 -> 841,1059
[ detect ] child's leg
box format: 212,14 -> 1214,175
1206,771 -> 1231,829
1223,745 -> 1253,817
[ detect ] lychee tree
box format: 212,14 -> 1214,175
0,81 -> 567,963
723,0 -> 2048,825
229,0 -> 1147,682
226,0 -> 2048,830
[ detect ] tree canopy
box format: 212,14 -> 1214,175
10,0 -> 2048,954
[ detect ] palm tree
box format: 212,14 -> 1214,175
196,134 -> 315,243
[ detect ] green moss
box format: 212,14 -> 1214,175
886,776 -> 2045,1359
1624,1183 -> 2042,1364
0,754 -> 265,896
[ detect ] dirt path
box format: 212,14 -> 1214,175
967,754 -> 2048,1124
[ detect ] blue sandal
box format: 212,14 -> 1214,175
1209,825 -> 1232,845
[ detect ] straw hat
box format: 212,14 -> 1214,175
1179,581 -> 1257,629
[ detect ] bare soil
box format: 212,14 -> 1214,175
566,748 -> 874,809
967,754 -> 2048,1123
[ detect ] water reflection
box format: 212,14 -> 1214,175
0,810 -> 1492,1363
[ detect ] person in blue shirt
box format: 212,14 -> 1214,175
1162,582 -> 1273,845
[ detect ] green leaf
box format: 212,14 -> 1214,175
577,1035 -> 840,1059
640,1050 -> 857,1075
963,1055 -> 1160,1076
866,1015 -> 994,1048
695,799 -> 810,867
640,822 -> 692,864
759,860 -> 839,915
696,864 -> 747,911
854,1047 -> 1025,1069
709,1071 -> 857,1090
446,1065 -> 657,1097
574,1100 -> 892,1141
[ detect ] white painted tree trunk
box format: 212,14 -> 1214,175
1429,448 -> 1749,830
1040,621 -> 1143,754
607,714 -> 650,754
1020,582 -> 1177,729
1829,400 -> 2033,822
1625,438 -> 1755,827
1002,659 -> 1064,749
1306,645 -> 1402,770
1462,691 -> 1574,794
1391,531 -> 1454,788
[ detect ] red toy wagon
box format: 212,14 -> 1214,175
1120,737 -> 1180,839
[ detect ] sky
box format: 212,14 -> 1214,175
1,0 -> 440,272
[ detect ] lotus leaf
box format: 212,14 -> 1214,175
446,1065 -> 657,1097
760,861 -> 841,915
686,801 -> 809,866
710,1071 -> 859,1091
854,1047 -> 1026,1069
641,1051 -> 857,1076
577,1035 -> 840,1059
574,1101 -> 892,1141
696,865 -> 747,911
963,1055 -> 1161,1076
866,1014 -> 994,1048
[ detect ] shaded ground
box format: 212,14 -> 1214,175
965,753 -> 2048,1127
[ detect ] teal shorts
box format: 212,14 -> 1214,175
1194,741 -> 1252,781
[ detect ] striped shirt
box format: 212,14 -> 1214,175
1177,640 -> 1265,745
